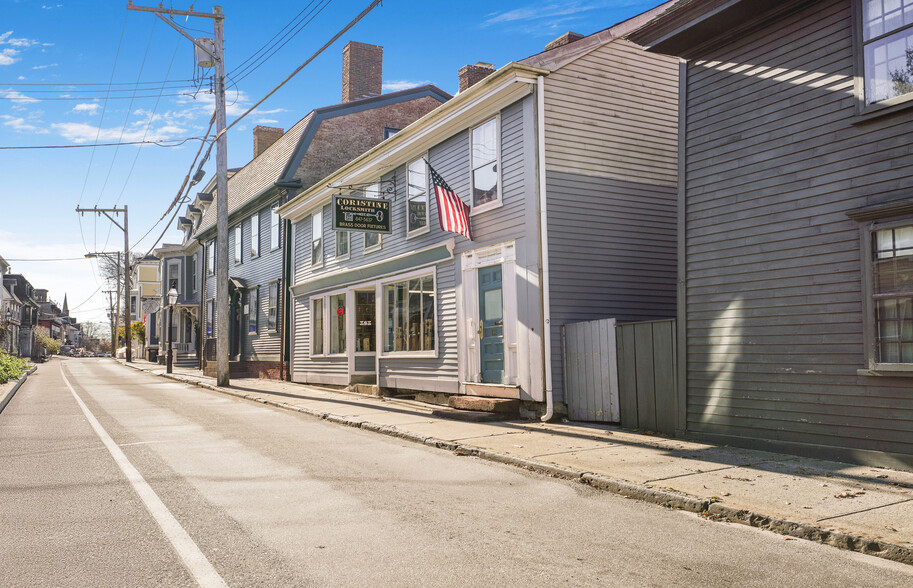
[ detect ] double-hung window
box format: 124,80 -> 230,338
234,225 -> 242,264
312,210 -> 323,267
248,287 -> 258,335
860,0 -> 913,104
207,240 -> 214,275
363,182 -> 382,251
383,274 -> 435,354
268,281 -> 279,331
271,204 -> 281,250
312,298 -> 324,355
470,117 -> 499,208
329,293 -> 346,354
206,299 -> 214,337
336,230 -> 350,258
407,158 -> 429,234
250,212 -> 259,258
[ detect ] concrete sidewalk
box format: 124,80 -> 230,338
119,358 -> 913,565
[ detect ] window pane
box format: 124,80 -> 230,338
877,297 -> 913,362
473,162 -> 498,206
268,283 -> 278,330
422,276 -> 435,351
234,226 -> 242,263
408,159 -> 426,198
355,291 -> 375,352
248,288 -> 258,334
383,276 -> 434,352
408,198 -> 427,232
864,0 -> 913,41
312,210 -> 323,266
330,293 -> 346,354
365,232 -> 380,249
313,298 -> 323,354
251,213 -> 259,257
864,26 -> 913,103
271,206 -> 280,249
873,226 -> 913,295
408,158 -> 428,232
472,119 -> 497,167
337,231 -> 349,257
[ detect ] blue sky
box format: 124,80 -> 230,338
0,0 -> 661,331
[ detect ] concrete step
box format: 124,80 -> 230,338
448,396 -> 520,414
429,407 -> 506,422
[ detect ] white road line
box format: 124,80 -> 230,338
60,364 -> 229,588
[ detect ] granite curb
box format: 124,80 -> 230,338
120,360 -> 913,567
0,365 -> 38,415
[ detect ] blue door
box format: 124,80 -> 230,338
478,265 -> 504,383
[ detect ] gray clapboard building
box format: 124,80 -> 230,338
187,42 -> 450,378
279,10 -> 680,414
630,0 -> 913,467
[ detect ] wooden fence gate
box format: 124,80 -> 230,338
562,318 -> 620,422
615,319 -> 677,435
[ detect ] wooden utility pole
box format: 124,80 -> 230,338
103,289 -> 116,355
127,2 -> 229,385
78,208 -> 131,361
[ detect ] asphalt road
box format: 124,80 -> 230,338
2,358 -> 913,587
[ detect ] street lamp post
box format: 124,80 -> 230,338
166,287 -> 178,374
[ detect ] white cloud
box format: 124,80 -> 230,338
175,89 -> 251,118
32,63 -> 58,70
17,75 -> 25,80
382,79 -> 432,92
256,108 -> 287,115
254,118 -> 278,124
0,31 -> 40,48
0,114 -> 48,133
72,102 -> 100,114
1,89 -> 39,104
51,120 -> 187,144
482,1 -> 637,33
0,48 -> 19,66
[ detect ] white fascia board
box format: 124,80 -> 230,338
279,65 -> 545,223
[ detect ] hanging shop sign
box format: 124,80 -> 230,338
332,195 -> 392,234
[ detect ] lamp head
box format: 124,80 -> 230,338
167,287 -> 178,306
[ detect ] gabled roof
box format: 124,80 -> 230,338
626,0 -> 782,58
193,84 -> 450,239
520,1 -> 678,69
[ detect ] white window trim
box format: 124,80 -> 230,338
324,287 -> 349,357
250,212 -> 260,258
405,154 -> 431,239
271,203 -> 281,251
207,240 -> 215,276
166,260 -> 182,297
310,296 -> 326,357
234,225 -> 243,265
853,0 -> 913,116
248,286 -> 259,338
266,279 -> 281,333
311,210 -> 324,269
468,115 -> 503,216
335,230 -> 351,261
378,266 -> 439,359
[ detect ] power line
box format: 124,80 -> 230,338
0,92 -> 195,101
4,257 -> 91,261
0,78 -> 197,86
228,0 -> 323,79
0,84 -> 197,93
0,138 -> 205,150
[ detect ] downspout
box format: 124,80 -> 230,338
197,239 -> 205,367
536,74 -> 555,422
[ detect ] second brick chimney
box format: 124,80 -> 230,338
253,125 -> 284,158
342,41 -> 383,103
458,62 -> 495,93
544,32 -> 584,51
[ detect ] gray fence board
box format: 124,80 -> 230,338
617,319 -> 677,435
563,318 -> 620,422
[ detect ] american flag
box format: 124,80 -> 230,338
427,161 -> 473,241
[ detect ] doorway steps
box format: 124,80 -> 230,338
430,396 -> 520,422
174,352 -> 199,368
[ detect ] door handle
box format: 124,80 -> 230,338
478,320 -> 483,340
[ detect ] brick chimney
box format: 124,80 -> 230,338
253,125 -> 284,158
458,62 -> 495,93
544,32 -> 584,51
342,41 -> 383,103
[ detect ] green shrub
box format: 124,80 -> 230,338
0,350 -> 29,384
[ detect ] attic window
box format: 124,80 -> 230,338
384,127 -> 400,139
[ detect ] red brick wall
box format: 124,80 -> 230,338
295,95 -> 444,189
342,41 -> 382,103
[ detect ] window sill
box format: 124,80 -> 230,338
857,365 -> 913,377
335,253 -> 350,262
380,351 -> 437,359
470,199 -> 503,217
853,93 -> 913,125
364,244 -> 382,254
405,226 -> 430,240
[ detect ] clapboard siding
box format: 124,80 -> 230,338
289,96 -> 539,391
544,39 -> 680,405
682,0 -> 913,456
229,198 -> 284,362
